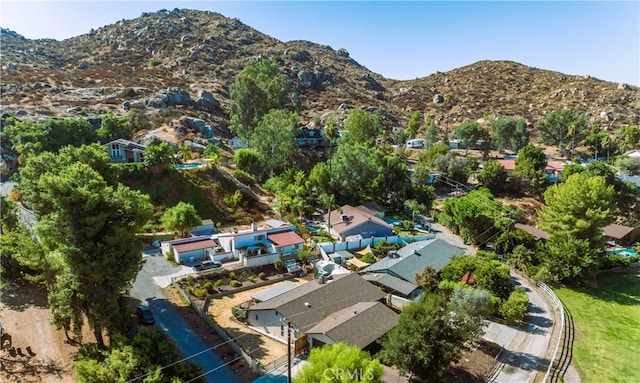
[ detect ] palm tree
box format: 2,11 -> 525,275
323,118 -> 339,169
178,144 -> 191,163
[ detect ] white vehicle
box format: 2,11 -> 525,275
406,139 -> 425,148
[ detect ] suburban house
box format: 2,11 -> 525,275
297,127 -> 324,148
246,273 -> 397,352
495,159 -> 565,183
305,301 -> 398,350
160,236 -> 218,264
514,223 -> 550,241
324,204 -> 395,242
602,223 -> 639,247
102,139 -> 147,163
361,238 -> 465,299
161,222 -> 305,266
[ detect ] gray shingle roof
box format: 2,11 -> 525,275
248,273 -> 386,331
306,301 -> 398,349
361,273 -> 419,296
362,238 -> 464,282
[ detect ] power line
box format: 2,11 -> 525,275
125,281 -> 393,382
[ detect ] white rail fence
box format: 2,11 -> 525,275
536,281 -> 565,383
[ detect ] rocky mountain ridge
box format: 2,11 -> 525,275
1,8 -> 638,141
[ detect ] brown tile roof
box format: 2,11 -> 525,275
324,204 -> 393,235
172,238 -> 215,253
268,230 -> 305,247
248,273 -> 386,331
306,301 -> 398,349
602,224 -> 635,239
515,223 -> 550,240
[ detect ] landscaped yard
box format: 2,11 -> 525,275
554,265 -> 640,383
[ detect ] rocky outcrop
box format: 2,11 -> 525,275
146,87 -> 192,108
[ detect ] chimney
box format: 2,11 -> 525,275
251,222 -> 257,232
341,214 -> 348,222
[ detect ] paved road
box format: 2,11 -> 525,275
483,273 -> 554,383
1,180 -> 36,229
132,253 -> 240,383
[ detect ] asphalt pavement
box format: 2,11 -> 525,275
483,273 -> 554,383
132,253 -> 240,383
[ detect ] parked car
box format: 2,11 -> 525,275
136,305 -> 155,325
193,260 -> 222,271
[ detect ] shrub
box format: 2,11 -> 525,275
230,280 -> 242,288
601,255 -> 631,269
120,87 -> 136,98
149,58 -> 161,67
203,281 -> 214,292
186,286 -> 194,296
232,169 -> 256,185
362,253 -> 376,264
193,288 -> 207,299
228,271 -> 236,279
247,275 -> 255,282
499,286 -> 529,322
258,272 -> 266,280
273,258 -> 284,271
185,275 -> 195,285
214,279 -> 223,288
232,306 -> 248,321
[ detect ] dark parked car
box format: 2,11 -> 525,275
136,305 -> 155,325
193,260 -> 222,271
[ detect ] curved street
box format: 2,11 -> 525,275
483,273 -> 555,383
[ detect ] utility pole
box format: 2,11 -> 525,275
287,320 -> 292,383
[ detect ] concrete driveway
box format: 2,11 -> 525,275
131,253 -> 240,383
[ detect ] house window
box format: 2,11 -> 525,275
255,314 -> 258,321
280,325 -> 284,337
255,234 -> 265,241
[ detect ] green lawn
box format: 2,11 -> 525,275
554,267 -> 640,383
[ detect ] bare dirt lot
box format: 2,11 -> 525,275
0,283 -> 86,383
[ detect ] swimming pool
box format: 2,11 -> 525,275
175,163 -> 203,170
608,248 -> 637,258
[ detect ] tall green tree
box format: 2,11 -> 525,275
512,144 -> 548,195
162,202 -> 202,237
406,111 -> 422,140
323,117 -> 339,167
538,173 -> 616,252
143,142 -> 175,175
454,121 -> 488,155
616,125 -> 640,152
23,158 -> 153,347
229,58 -> 293,138
433,151 -> 470,184
295,343 -> 383,383
380,292 -> 485,382
539,232 -> 601,282
250,109 -> 300,177
478,159 -> 508,194
490,117 -> 529,153
342,109 -> 382,147
96,112 -> 133,142
534,109 -> 587,157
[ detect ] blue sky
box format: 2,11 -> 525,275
1,1 -> 639,85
